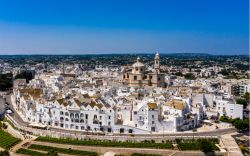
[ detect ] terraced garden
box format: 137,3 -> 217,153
36,136 -> 173,149
0,130 -> 21,149
36,136 -> 220,152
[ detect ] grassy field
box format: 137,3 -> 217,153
28,144 -> 98,156
36,136 -> 173,149
0,130 -> 21,149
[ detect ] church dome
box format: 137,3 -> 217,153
132,57 -> 145,68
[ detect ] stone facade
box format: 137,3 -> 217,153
121,53 -> 166,88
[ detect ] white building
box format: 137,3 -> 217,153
238,84 -> 250,96
216,99 -> 243,119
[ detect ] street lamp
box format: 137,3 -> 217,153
192,128 -> 197,140
160,122 -> 165,141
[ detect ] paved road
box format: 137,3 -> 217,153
220,135 -> 243,156
5,94 -> 29,127
6,93 -> 237,138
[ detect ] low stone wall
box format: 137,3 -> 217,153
172,151 -> 227,156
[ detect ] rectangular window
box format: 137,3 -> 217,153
151,127 -> 155,132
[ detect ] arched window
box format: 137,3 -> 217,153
65,112 -> 69,116
80,113 -> 84,118
60,111 -> 64,115
75,113 -> 79,119
70,113 -> 74,118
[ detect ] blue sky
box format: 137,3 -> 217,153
0,0 -> 248,55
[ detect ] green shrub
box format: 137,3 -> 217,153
220,116 -> 249,131
29,144 -> 97,156
0,150 -> 10,156
16,148 -> 46,156
176,138 -> 219,151
46,150 -> 58,156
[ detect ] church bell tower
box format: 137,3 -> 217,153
154,52 -> 160,73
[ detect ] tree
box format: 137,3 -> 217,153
242,119 -> 250,131
233,119 -> 245,130
219,69 -> 229,76
236,98 -> 248,108
200,140 -> 213,153
0,73 -> 13,91
2,123 -> 8,129
184,73 -> 196,80
243,92 -> 250,101
0,151 -> 10,156
15,71 -> 33,83
175,72 -> 183,76
220,116 -> 249,132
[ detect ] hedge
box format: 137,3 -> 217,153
28,144 -> 97,156
36,136 -> 173,149
16,148 -> 46,156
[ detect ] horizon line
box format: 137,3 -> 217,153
0,52 -> 248,56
